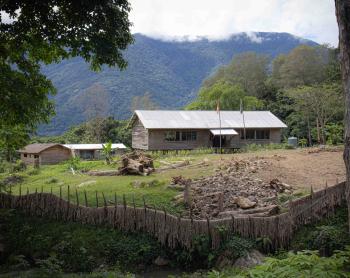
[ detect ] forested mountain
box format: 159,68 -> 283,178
40,32 -> 317,135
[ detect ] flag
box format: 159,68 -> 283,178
240,99 -> 243,114
216,100 -> 220,114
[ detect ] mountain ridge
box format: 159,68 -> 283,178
39,32 -> 318,135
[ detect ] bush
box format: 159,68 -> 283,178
290,206 -> 350,256
12,160 -> 27,172
27,168 -> 40,176
67,157 -> 81,171
0,209 -> 162,274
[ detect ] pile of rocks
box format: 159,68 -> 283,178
177,157 -> 293,219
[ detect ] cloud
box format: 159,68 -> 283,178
129,0 -> 338,46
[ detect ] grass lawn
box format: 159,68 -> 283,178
3,153 -> 222,215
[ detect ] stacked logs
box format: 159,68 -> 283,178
118,151 -> 155,176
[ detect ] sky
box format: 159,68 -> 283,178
128,0 -> 339,46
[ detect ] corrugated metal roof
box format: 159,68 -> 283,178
134,110 -> 287,129
64,144 -> 127,150
210,129 -> 238,135
18,143 -> 68,154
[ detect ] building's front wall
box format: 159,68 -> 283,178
143,128 -> 282,150
148,129 -> 211,150
132,119 -> 149,150
40,146 -> 72,164
20,153 -> 38,165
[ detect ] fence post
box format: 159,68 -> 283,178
59,186 -> 62,219
26,188 -> 29,215
114,193 -> 117,228
75,189 -> 79,207
67,185 -> 70,221
102,192 -> 107,207
84,190 -> 88,207
19,184 -> 22,208
207,216 -> 211,243
123,194 -> 127,228
95,191 -> 99,208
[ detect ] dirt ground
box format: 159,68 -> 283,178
233,147 -> 345,190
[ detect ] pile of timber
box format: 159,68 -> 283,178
118,151 -> 155,176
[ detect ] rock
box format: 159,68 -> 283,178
77,180 -> 97,188
234,197 -> 257,209
233,250 -> 265,269
154,256 -> 170,266
215,251 -> 233,269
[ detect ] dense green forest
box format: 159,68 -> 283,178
187,45 -> 344,145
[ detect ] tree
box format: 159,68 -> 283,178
0,0 -> 133,130
0,125 -> 29,162
186,82 -> 264,111
335,0 -> 350,232
286,85 -> 344,144
102,142 -> 113,165
203,52 -> 269,97
272,45 -> 329,88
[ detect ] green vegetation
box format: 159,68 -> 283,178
290,206 -> 350,256
185,248 -> 350,278
1,0 -> 133,161
32,117 -> 132,148
188,45 -> 343,146
0,209 -> 161,275
0,154 -> 220,215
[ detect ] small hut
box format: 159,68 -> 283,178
18,143 -> 72,166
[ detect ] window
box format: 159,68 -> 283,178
165,131 -> 180,141
241,130 -> 255,140
23,154 -> 27,157
164,131 -> 197,141
34,155 -> 39,159
256,129 -> 270,140
181,131 -> 197,141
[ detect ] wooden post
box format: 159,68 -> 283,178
19,184 -> 22,197
67,185 -> 70,203
9,184 -> 12,195
75,189 -> 79,207
114,193 -> 117,208
206,216 -> 211,240
84,190 -> 88,207
50,187 -> 53,195
123,194 -> 126,209
102,192 -> 107,207
142,195 -> 147,212
41,186 -> 43,194
95,191 -> 99,207
59,186 -> 62,199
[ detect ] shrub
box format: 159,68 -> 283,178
12,160 -> 27,172
67,157 -> 81,171
27,168 -> 40,176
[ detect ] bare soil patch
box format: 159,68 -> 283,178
176,147 -> 345,219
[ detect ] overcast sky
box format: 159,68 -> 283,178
129,0 -> 339,46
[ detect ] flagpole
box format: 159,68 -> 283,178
240,99 -> 246,141
216,99 -> 222,155
219,109 -> 222,154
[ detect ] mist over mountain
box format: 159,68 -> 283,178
39,32 -> 317,135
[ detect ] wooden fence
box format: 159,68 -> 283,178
0,182 -> 345,250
